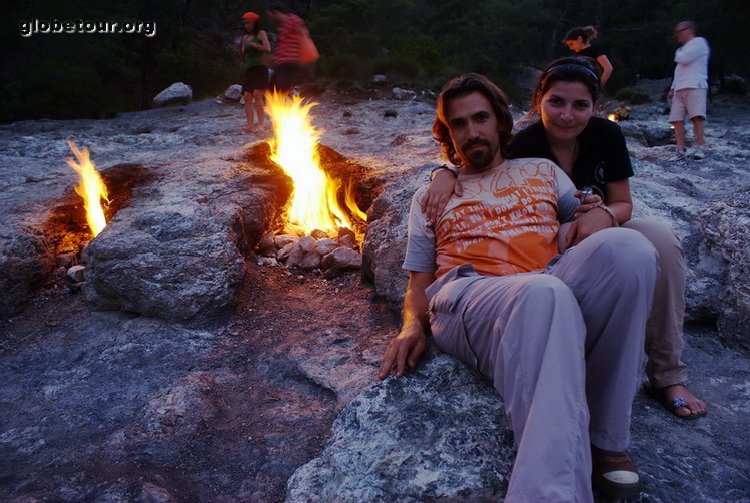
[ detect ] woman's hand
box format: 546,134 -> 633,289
574,190 -> 603,217
420,168 -> 463,225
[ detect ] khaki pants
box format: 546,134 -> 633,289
623,219 -> 688,388
426,228 -> 658,503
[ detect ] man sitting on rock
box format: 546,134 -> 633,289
378,73 -> 658,502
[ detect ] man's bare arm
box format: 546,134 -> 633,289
378,271 -> 435,379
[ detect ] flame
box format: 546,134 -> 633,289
66,140 -> 109,237
607,113 -> 619,123
265,91 -> 365,235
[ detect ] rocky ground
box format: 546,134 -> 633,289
1,82 -> 749,502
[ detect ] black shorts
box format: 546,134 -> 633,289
270,63 -> 306,93
242,65 -> 269,93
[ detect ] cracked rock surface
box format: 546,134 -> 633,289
1,86 -> 749,502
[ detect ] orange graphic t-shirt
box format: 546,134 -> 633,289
403,158 -> 577,278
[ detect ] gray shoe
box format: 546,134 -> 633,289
692,146 -> 707,160
669,148 -> 688,161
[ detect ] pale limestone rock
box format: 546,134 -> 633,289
224,84 -> 243,101
274,234 -> 299,249
277,242 -> 295,262
316,238 -> 339,257
67,265 -> 86,283
152,83 -> 193,108
321,246 -> 361,271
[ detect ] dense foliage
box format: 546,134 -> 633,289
0,0 -> 745,122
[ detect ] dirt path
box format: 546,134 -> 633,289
0,263 -> 398,502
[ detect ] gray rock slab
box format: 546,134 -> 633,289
698,188 -> 750,346
287,325 -> 750,503
79,154 -> 280,321
0,223 -> 54,318
361,164 -> 432,310
286,348 -> 513,503
0,99 -> 281,321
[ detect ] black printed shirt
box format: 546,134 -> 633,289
509,117 -> 633,201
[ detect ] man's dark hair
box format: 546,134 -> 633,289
433,73 -> 514,167
531,57 -> 600,110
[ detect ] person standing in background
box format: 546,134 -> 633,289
668,20 -> 710,161
564,25 -> 614,87
240,12 -> 270,133
266,5 -> 307,94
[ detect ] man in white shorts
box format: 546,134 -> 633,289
668,20 -> 710,160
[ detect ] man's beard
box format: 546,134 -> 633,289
460,139 -> 496,171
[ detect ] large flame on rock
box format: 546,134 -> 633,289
66,140 -> 109,237
265,91 -> 365,234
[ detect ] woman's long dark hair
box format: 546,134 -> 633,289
565,25 -> 598,43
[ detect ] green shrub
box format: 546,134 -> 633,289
318,53 -> 370,81
372,55 -> 423,82
614,87 -> 651,104
723,75 -> 748,95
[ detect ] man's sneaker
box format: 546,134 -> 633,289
669,147 -> 688,161
692,146 -> 707,160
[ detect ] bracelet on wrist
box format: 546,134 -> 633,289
591,204 -> 619,227
429,165 -> 457,182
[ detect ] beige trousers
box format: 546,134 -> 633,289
623,219 -> 688,388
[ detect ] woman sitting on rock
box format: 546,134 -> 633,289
424,57 -> 707,423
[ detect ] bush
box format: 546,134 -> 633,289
372,55 -> 423,82
722,75 -> 748,95
318,53 -> 369,81
614,87 -> 652,104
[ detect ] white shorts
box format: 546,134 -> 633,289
669,88 -> 707,122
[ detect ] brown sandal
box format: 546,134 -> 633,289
591,445 -> 641,499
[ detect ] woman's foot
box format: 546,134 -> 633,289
256,122 -> 272,136
645,382 -> 707,419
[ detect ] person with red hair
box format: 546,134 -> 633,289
240,12 -> 270,133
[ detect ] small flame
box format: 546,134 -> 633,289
265,91 -> 365,235
607,113 -> 619,123
66,140 -> 109,237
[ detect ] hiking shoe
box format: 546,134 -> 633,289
591,445 -> 641,499
692,146 -> 707,160
669,147 -> 688,161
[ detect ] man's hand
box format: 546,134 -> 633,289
564,207 -> 613,248
667,89 -> 674,102
378,325 -> 428,379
